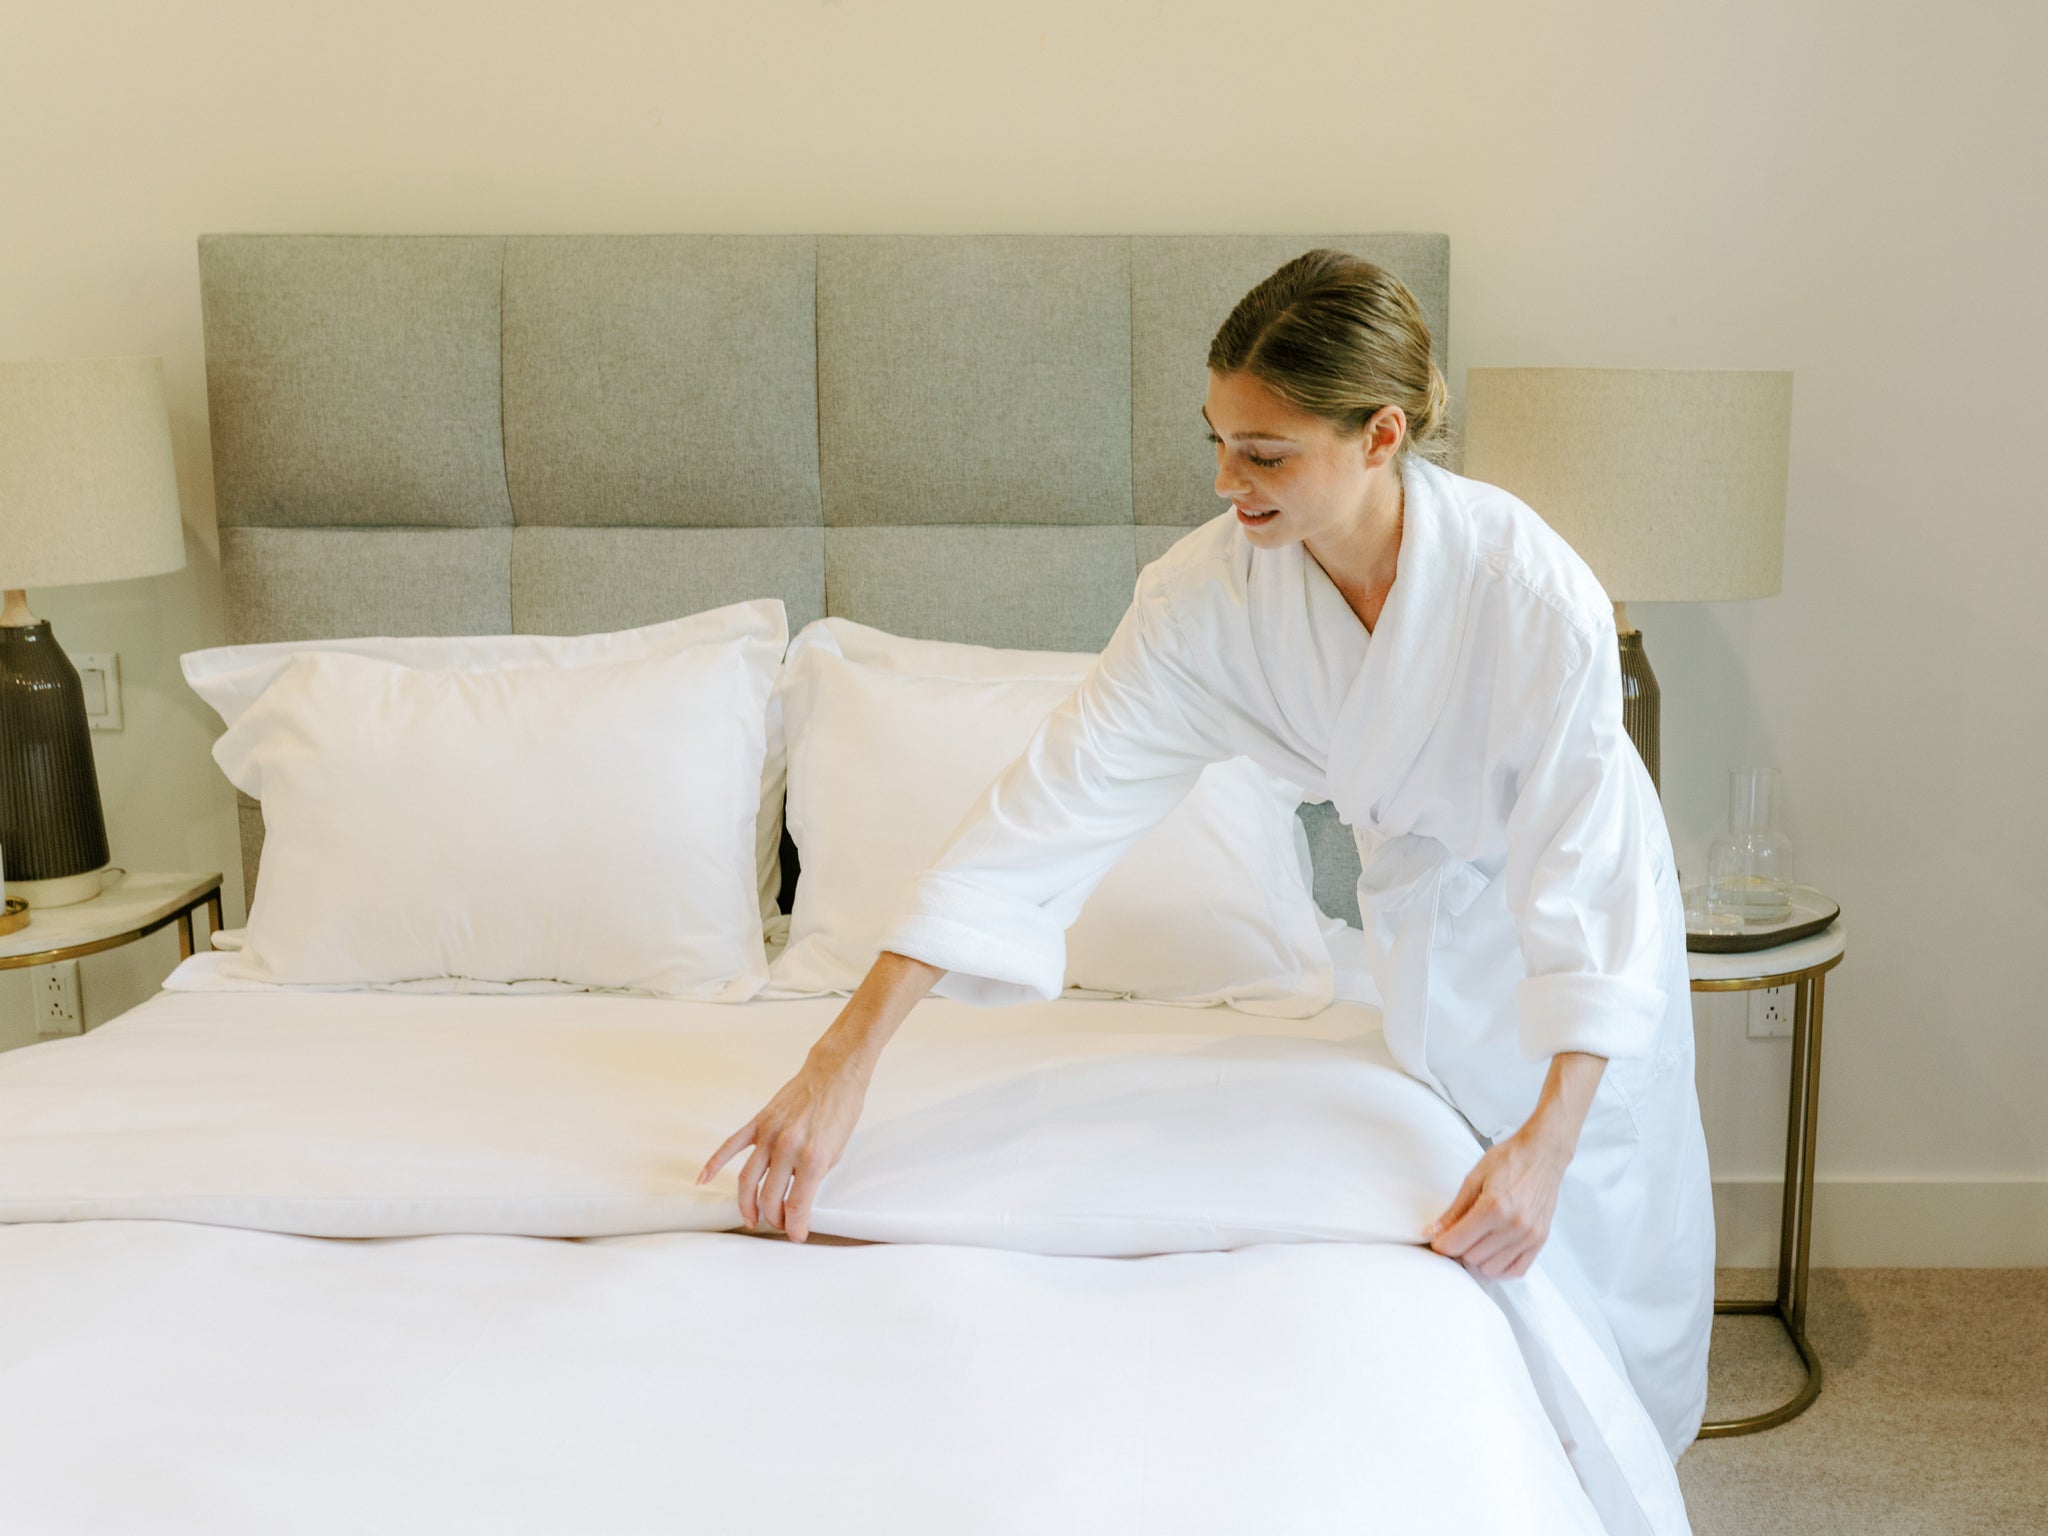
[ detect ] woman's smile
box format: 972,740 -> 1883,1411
1234,503 -> 1281,527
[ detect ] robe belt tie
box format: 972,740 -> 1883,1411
1353,832 -> 1494,1111
1355,832 -> 1489,920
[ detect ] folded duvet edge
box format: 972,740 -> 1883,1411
0,1196 -> 1437,1253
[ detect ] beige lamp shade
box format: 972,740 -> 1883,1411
1463,368 -> 1792,603
0,357 -> 186,590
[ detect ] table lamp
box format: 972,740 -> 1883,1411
1462,368 -> 1792,793
0,357 -> 186,907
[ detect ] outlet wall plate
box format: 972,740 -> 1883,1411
1747,985 -> 1795,1039
33,959 -> 83,1036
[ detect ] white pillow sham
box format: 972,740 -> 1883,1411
182,602 -> 791,926
801,615 -> 1095,682
204,614 -> 782,999
770,621 -> 1333,1014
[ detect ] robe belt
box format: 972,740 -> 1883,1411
1353,832 -> 1492,1110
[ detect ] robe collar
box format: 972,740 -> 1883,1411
1247,453 -> 1478,826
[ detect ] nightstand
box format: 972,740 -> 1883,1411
1,873 -> 225,1029
1690,918 -> 1846,1437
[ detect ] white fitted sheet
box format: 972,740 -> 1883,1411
0,985 -> 1688,1535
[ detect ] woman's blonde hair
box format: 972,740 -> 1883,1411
1207,249 -> 1450,463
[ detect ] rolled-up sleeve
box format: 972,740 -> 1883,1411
878,579 -> 1226,1006
1502,624 -> 1672,1062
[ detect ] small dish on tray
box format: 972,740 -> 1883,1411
1683,883 -> 1840,954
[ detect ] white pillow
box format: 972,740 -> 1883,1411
802,615 -> 1094,683
182,602 -> 791,926
770,621 -> 1333,1014
206,616 -> 782,998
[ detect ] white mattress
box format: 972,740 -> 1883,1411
0,983 -> 1689,1535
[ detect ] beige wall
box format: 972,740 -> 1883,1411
3,1 -> 2042,1259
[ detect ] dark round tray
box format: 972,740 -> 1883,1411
1685,887 -> 1840,954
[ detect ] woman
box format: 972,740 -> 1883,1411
702,250 -> 1715,1459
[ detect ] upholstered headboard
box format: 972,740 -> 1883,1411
198,233 -> 1451,926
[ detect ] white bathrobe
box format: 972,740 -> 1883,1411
880,451 -> 1716,1460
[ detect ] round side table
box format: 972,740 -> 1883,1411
0,874 -> 225,1032
1689,918 -> 1846,1437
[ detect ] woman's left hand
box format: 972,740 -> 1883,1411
1422,1050 -> 1606,1280
1422,1129 -> 1571,1280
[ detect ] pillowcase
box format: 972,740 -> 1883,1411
203,612 -> 783,998
801,615 -> 1094,683
769,620 -> 1333,1014
182,602 -> 791,926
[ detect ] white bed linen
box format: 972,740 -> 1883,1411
180,601 -> 795,927
0,983 -> 1466,1247
769,622 -> 1333,1013
208,636 -> 778,997
0,1226 -> 1598,1536
0,984 -> 1688,1536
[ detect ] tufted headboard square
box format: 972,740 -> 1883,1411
198,232 -> 1452,925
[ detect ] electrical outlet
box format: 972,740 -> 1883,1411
32,960 -> 83,1036
1747,985 -> 1795,1039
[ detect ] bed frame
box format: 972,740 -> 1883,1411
197,232 -> 1451,926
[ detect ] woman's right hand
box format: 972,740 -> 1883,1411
697,1039 -> 872,1243
696,950 -> 943,1243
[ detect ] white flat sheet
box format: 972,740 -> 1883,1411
0,986 -> 1688,1535
0,987 -> 1471,1247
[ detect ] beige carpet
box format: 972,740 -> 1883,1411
1678,1268 -> 2048,1534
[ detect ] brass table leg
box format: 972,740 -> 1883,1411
1699,971 -> 1828,1436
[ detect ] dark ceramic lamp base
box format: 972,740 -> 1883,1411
1,603 -> 110,907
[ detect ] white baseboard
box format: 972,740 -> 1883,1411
1712,1178 -> 2048,1267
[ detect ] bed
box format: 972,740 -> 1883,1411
0,234 -> 1691,1535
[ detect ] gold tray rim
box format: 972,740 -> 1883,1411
1685,886 -> 1840,954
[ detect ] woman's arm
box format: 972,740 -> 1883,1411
1429,612 -> 1673,1278
1423,1050 -> 1605,1279
703,574 -> 1228,1239
697,949 -> 943,1243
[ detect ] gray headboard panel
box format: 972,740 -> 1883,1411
198,232 -> 1452,926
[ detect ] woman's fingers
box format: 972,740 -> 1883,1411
735,1142 -> 773,1227
785,1168 -> 819,1245
1458,1227 -> 1521,1275
1436,1207 -> 1499,1261
1478,1238 -> 1539,1280
785,1145 -> 844,1245
1424,1167 -> 1485,1247
698,1119 -> 759,1186
758,1149 -> 799,1232
698,1050 -> 872,1240
1428,1185 -> 1498,1257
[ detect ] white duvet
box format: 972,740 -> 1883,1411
0,982 -> 1689,1536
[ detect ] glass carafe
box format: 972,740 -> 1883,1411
1706,768 -> 1794,925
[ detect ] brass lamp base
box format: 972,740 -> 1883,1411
1615,603 -> 1660,794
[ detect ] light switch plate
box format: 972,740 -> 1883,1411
72,652 -> 122,731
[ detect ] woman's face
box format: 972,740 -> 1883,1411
1203,369 -> 1403,550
